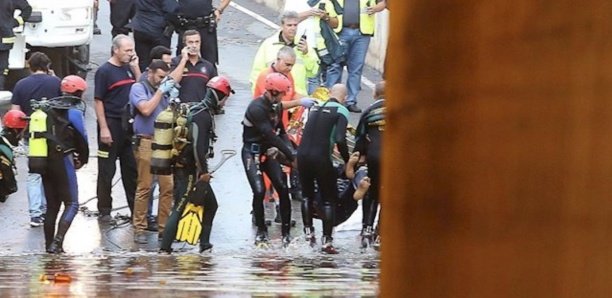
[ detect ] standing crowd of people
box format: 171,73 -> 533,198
0,0 -> 387,255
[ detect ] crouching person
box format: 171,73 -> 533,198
0,110 -> 27,203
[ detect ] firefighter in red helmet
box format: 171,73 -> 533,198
0,110 -> 28,202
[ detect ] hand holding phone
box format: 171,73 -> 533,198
298,34 -> 308,54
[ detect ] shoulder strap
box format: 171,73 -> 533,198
330,0 -> 344,14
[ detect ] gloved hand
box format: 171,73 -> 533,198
299,97 -> 317,108
169,87 -> 180,99
158,77 -> 175,94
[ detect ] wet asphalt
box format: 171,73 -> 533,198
0,0 -> 383,296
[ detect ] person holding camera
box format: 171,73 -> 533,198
94,34 -> 141,222
168,0 -> 231,66
285,0 -> 339,94
250,10 -> 319,97
131,0 -> 178,72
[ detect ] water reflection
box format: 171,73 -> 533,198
0,248 -> 378,296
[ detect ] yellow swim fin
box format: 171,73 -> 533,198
176,202 -> 204,245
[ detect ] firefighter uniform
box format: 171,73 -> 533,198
0,0 -> 31,90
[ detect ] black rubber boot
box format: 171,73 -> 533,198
47,221 -> 70,254
304,226 -> 316,246
361,226 -> 374,249
199,225 -> 213,253
321,236 -> 338,254
46,236 -> 64,254
255,227 -> 269,247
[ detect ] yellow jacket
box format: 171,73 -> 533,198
334,0 -> 376,36
250,32 -> 319,96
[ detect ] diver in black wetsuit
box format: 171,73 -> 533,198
160,76 -> 233,253
297,84 -> 350,254
354,81 -> 386,249
242,72 -> 297,247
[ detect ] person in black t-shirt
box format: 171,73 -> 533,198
94,34 -> 141,222
169,30 -> 218,103
168,0 -> 231,65
10,52 -> 61,228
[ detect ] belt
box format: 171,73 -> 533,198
345,24 -> 360,29
136,134 -> 153,139
245,143 -> 262,154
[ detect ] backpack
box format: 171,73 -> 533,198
0,143 -> 17,201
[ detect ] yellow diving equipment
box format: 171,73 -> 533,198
150,107 -> 175,175
176,202 -> 204,245
28,108 -> 48,174
171,106 -> 190,163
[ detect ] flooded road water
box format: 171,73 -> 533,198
0,0 -> 383,296
0,243 -> 379,296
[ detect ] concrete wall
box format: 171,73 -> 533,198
252,0 -> 390,73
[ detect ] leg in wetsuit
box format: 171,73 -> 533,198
298,157 -> 339,245
242,145 -> 292,243
42,154 -> 79,253
160,170 -> 218,253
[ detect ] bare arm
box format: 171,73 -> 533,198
367,0 -> 387,14
94,99 -> 112,145
136,90 -> 165,117
169,49 -> 189,83
218,0 -> 231,13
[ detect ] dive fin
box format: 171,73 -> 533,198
176,202 -> 204,245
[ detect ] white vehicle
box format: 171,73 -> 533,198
8,0 -> 94,82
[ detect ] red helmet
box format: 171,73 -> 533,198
61,75 -> 87,94
264,72 -> 291,94
3,110 -> 27,129
206,76 -> 234,97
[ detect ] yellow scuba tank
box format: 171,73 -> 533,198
171,106 -> 190,161
150,106 -> 175,175
28,108 -> 48,174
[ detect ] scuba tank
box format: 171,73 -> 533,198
150,106 -> 176,175
172,107 -> 190,162
28,108 -> 48,174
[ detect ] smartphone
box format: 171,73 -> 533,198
318,2 -> 326,10
130,55 -> 137,62
300,34 -> 307,43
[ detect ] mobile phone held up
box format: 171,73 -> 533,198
318,2 -> 326,10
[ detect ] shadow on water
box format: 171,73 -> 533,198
0,242 -> 379,296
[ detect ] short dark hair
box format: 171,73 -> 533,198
148,60 -> 170,73
28,52 -> 51,72
182,30 -> 200,43
149,45 -> 171,60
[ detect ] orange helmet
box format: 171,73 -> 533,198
264,72 -> 291,94
61,75 -> 87,94
3,110 -> 27,129
206,76 -> 234,97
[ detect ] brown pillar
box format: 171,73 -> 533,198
382,0 -> 612,297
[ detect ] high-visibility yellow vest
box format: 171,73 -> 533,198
313,0 -> 339,52
334,0 -> 376,36
249,32 -> 319,96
